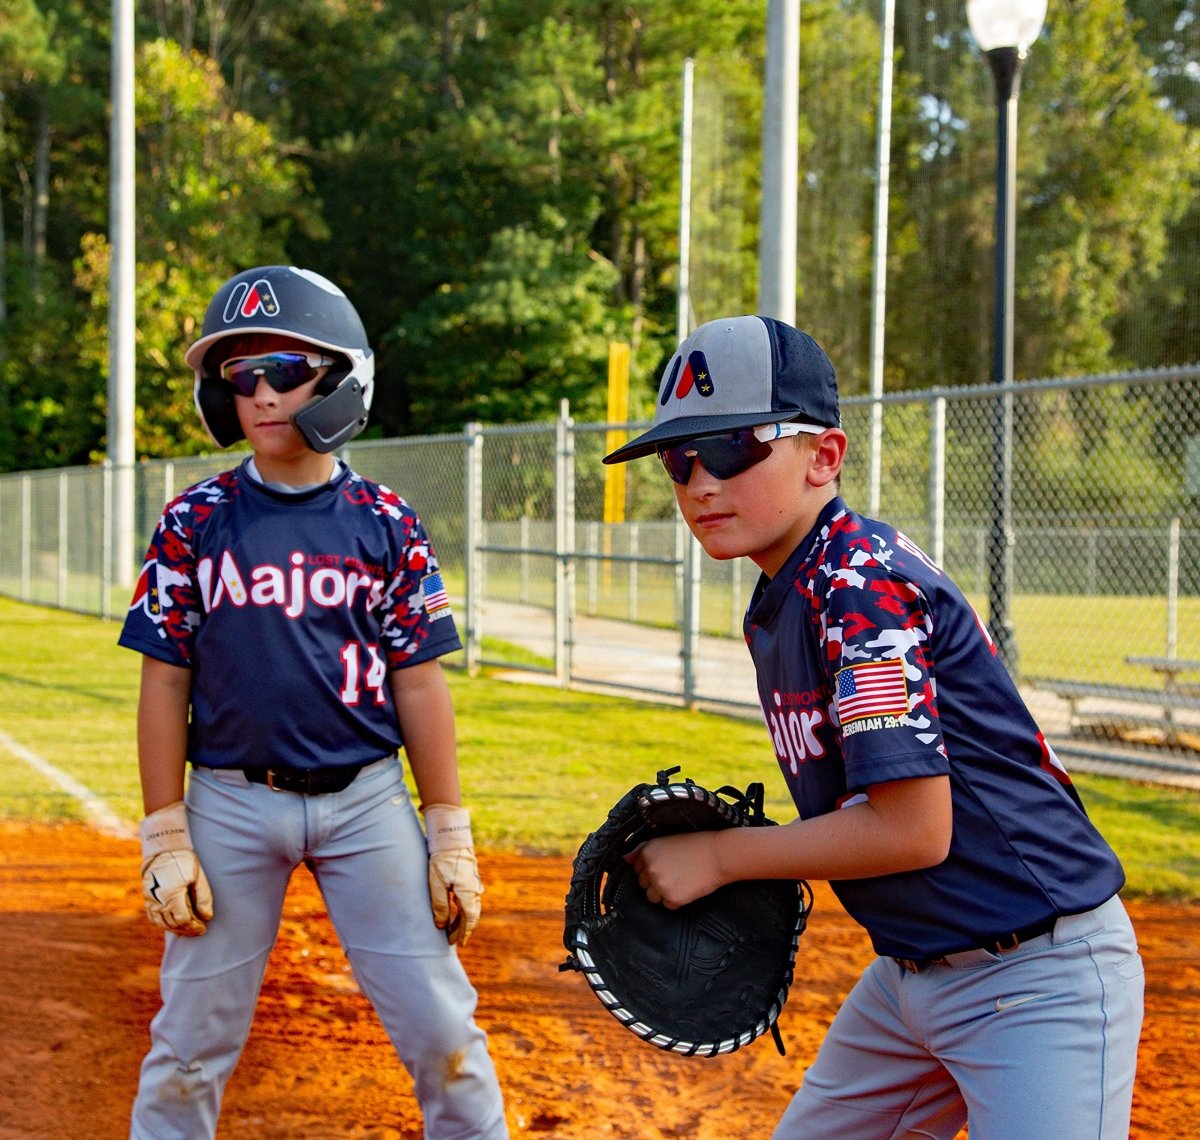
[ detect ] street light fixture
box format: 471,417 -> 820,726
966,0 -> 1046,673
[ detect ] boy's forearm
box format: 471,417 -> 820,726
137,657 -> 193,814
389,660 -> 462,808
715,775 -> 952,883
635,775 -> 953,909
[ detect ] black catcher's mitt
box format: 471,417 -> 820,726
561,767 -> 813,1057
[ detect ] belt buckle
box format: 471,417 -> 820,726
896,958 -> 923,973
265,769 -> 284,793
992,932 -> 1021,954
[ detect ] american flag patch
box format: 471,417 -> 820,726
835,658 -> 909,724
421,571 -> 452,621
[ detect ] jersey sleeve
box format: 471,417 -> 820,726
117,496 -> 205,666
820,535 -> 948,789
374,489 -> 463,668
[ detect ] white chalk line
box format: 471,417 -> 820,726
0,728 -> 136,840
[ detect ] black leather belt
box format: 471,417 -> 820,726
894,915 -> 1059,973
242,764 -> 366,795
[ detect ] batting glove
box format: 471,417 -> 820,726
423,804 -> 483,946
139,800 -> 214,937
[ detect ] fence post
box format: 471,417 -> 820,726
20,474 -> 32,600
929,396 -> 946,566
1167,516 -> 1180,658
729,558 -> 742,636
673,516 -> 686,626
58,471 -> 69,608
101,462 -> 113,618
463,423 -> 483,676
628,521 -> 640,621
554,402 -> 576,687
519,515 -> 531,603
682,529 -> 702,708
586,521 -> 599,615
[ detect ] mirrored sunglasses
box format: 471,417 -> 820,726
219,351 -> 335,397
657,422 -> 824,485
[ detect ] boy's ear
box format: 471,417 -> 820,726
807,429 -> 847,488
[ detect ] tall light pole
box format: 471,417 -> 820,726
677,56 -> 694,345
966,0 -> 1046,673
867,0 -> 896,517
108,0 -> 136,590
758,0 -> 799,324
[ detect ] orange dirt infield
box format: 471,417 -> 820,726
1,820 -> 1197,1139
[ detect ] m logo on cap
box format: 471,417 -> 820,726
222,279 -> 281,324
660,349 -> 716,406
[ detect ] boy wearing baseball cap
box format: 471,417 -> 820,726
605,315 -> 1143,1138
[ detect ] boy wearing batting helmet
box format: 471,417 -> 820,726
120,266 -> 508,1139
604,315 -> 1143,1138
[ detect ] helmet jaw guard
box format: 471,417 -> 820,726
188,266 -> 374,451
292,376 -> 370,453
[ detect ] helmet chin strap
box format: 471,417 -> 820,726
290,378 -> 369,453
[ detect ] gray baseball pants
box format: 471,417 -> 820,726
130,758 -> 507,1140
774,894 -> 1143,1139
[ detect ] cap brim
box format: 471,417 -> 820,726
603,411 -> 803,464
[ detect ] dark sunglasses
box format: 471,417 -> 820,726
657,422 -> 823,485
219,351 -> 336,397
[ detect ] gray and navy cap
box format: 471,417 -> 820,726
603,315 -> 841,464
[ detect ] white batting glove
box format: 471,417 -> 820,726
423,804 -> 483,946
139,800 -> 213,937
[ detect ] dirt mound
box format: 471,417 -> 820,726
1,821 -> 1196,1138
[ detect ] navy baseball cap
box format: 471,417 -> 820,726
603,315 -> 841,464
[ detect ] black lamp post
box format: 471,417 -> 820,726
967,0 -> 1046,673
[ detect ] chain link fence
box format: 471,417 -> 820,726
3,367 -> 1200,787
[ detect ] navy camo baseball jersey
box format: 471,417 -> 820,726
746,496 -> 1125,960
119,460 -> 462,771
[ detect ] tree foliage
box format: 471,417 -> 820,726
74,38 -> 319,457
0,0 -> 1196,473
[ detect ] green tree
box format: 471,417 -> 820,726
1120,0 -> 1200,367
0,0 -> 90,471
1,0 -> 1197,474
73,39 -> 321,458
883,0 -> 1197,396
1020,0 -> 1197,376
196,0 -> 771,433
398,207 -> 620,427
791,0 -> 886,390
885,0 -> 996,392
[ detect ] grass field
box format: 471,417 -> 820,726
5,555 -> 1198,687
1,595 -> 1197,898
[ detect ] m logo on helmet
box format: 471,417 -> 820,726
222,279 -> 281,324
659,349 -> 716,406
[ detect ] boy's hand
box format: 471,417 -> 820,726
423,804 -> 483,945
627,831 -> 727,909
139,800 -> 214,937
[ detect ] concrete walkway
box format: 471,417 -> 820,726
480,597 -> 1070,727
479,597 -> 760,712
476,599 -> 1200,790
